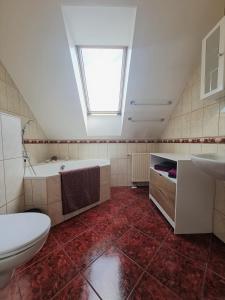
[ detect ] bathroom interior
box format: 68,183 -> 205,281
1,0 -> 225,299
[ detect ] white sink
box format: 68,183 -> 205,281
191,153 -> 225,180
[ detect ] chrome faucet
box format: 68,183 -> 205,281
60,164 -> 66,171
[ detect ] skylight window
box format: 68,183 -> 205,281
77,46 -> 127,115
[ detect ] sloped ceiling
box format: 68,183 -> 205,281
0,0 -> 224,139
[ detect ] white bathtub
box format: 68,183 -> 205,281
24,159 -> 111,225
24,159 -> 110,179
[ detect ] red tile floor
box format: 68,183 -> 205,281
1,187 -> 225,300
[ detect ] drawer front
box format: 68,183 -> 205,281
150,169 -> 176,220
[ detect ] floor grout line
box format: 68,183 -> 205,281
81,273 -> 103,300
200,263 -> 208,300
126,270 -> 146,299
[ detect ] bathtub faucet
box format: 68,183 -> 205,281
60,164 -> 66,171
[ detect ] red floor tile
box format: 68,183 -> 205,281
93,214 -> 130,242
147,245 -> 205,299
120,205 -> 146,224
83,247 -> 143,300
17,249 -> 77,300
208,235 -> 225,279
103,199 -> 127,214
116,228 -> 161,268
164,232 -> 211,262
52,218 -> 88,244
52,274 -> 100,300
4,187 -> 225,300
135,197 -> 156,212
134,210 -> 170,241
16,233 -> 60,273
129,272 -> 180,300
203,269 -> 225,300
78,201 -> 120,226
64,229 -> 109,273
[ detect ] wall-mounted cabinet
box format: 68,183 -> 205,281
201,16 -> 225,100
149,153 -> 215,234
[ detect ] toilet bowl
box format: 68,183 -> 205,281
0,213 -> 51,288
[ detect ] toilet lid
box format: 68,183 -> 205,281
0,213 -> 51,258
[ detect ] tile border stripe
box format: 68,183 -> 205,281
24,137 -> 225,144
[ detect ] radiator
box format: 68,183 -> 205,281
131,153 -> 150,183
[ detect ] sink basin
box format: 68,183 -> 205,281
191,153 -> 225,180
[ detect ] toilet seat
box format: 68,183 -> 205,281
0,213 -> 51,259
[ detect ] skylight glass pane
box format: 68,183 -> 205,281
80,47 -> 124,113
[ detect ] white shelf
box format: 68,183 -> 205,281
150,167 -> 177,184
149,153 -> 215,234
150,153 -> 191,162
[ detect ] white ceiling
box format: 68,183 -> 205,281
0,0 -> 224,139
62,6 -> 136,46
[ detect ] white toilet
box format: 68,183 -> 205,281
0,213 -> 51,288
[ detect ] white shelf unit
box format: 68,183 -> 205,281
149,153 -> 215,234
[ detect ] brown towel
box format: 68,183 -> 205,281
60,166 -> 100,215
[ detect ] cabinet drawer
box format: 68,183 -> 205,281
149,169 -> 176,220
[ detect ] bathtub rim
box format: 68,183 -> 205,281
24,159 -> 111,179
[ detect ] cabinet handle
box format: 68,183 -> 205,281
218,52 -> 224,57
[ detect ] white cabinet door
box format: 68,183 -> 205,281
201,17 -> 225,100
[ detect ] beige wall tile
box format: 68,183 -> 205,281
182,86 -> 192,114
58,144 -> 69,160
147,143 -> 158,153
1,113 -> 22,159
6,195 -> 24,214
108,143 -> 128,158
78,144 -> 108,159
0,122 -> 2,162
0,63 -> 6,81
219,100 -> 225,136
201,144 -> 218,153
6,85 -> 20,115
24,179 -> 33,206
127,143 -> 148,154
218,144 -> 225,153
191,109 -> 203,138
0,80 -> 7,111
203,104 -> 219,137
0,205 -> 6,214
95,144 -> 108,158
32,179 -> 47,205
111,173 -> 128,187
0,161 -> 5,207
4,157 -> 24,202
181,113 -> 191,138
47,176 -> 61,204
136,143 -> 148,153
190,144 -> 202,154
0,61 -> 49,165
191,82 -> 202,111
48,144 -> 59,159
68,144 -> 79,159
47,201 -> 63,225
127,143 -> 137,154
